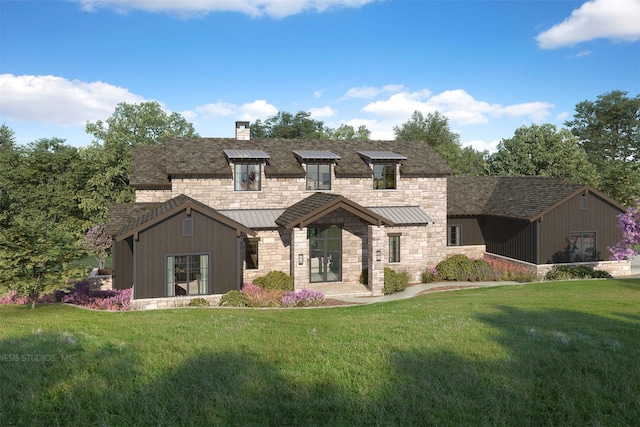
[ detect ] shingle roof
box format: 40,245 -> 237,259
130,138 -> 453,185
129,146 -> 170,189
105,202 -> 163,235
447,176 -> 586,221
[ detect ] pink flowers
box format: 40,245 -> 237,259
609,199 -> 640,261
61,280 -> 132,311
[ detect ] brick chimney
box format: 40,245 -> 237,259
235,121 -> 250,141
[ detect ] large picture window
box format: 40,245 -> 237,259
569,232 -> 596,262
166,254 -> 209,297
306,164 -> 331,190
234,164 -> 261,191
373,164 -> 396,189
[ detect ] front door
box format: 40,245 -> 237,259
309,227 -> 342,282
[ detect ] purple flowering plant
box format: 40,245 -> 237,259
609,199 -> 640,261
281,289 -> 325,307
79,223 -> 113,270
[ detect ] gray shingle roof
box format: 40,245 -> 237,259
131,138 -> 452,185
129,146 -> 170,189
105,202 -> 163,235
447,176 -> 586,220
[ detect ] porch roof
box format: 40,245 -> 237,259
275,193 -> 394,229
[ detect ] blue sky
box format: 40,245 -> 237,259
1,0 -> 639,152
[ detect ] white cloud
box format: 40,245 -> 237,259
308,106 -> 336,119
190,99 -> 278,122
361,88 -> 554,126
536,0 -> 640,49
73,0 -> 378,18
0,74 -> 146,126
342,84 -> 406,100
194,101 -> 236,117
238,99 -> 279,120
462,139 -> 500,153
313,89 -> 325,98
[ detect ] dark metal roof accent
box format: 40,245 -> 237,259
218,209 -> 285,229
131,139 -> 452,185
112,194 -> 255,241
292,150 -> 341,161
276,192 -> 394,229
447,176 -> 624,221
223,149 -> 270,160
368,206 -> 434,225
357,150 -> 407,162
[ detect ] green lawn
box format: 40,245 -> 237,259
1,279 -> 639,426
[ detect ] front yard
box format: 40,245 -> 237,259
1,279 -> 639,426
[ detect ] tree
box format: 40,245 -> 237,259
251,111 -> 327,139
327,124 -> 371,141
78,223 -> 113,270
393,111 -> 488,175
488,124 -> 600,187
565,90 -> 640,204
608,199 -> 640,261
81,102 -> 198,222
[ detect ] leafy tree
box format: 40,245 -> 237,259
393,111 -> 488,175
488,124 -> 600,187
251,111 -> 327,139
78,223 -> 113,270
608,199 -> 640,261
327,124 -> 372,140
81,101 -> 198,221
565,90 -> 640,204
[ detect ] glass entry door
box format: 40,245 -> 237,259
309,227 -> 342,283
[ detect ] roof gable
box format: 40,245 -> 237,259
275,193 -> 394,229
112,194 -> 255,241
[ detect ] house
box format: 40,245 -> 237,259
105,122 -> 630,308
447,176 -> 628,275
105,122 -> 452,305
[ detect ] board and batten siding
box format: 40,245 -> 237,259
482,216 -> 537,264
112,238 -> 134,290
538,192 -> 623,263
448,216 -> 484,246
133,210 -> 241,299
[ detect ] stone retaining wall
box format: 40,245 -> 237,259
131,294 -> 223,310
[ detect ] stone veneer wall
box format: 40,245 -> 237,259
135,189 -> 174,203
446,245 -> 487,260
131,294 -> 222,310
241,229 -> 291,284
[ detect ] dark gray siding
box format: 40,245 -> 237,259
112,238 -> 133,290
134,210 -> 241,299
482,216 -> 537,264
448,216 -> 484,245
538,192 -> 623,263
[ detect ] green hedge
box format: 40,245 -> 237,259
383,267 -> 409,295
253,271 -> 294,291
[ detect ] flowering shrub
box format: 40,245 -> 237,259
609,199 -> 640,261
0,289 -> 57,305
242,282 -> 285,307
421,267 -> 439,283
78,223 -> 113,270
60,280 -> 132,311
281,289 -> 325,307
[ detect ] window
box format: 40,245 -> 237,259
448,225 -> 461,246
182,218 -> 194,237
373,164 -> 396,189
166,254 -> 209,297
234,163 -> 261,191
389,235 -> 401,263
306,164 -> 331,190
569,232 -> 596,262
580,195 -> 588,210
245,239 -> 258,270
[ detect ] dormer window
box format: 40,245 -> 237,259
224,149 -> 270,192
357,151 -> 407,191
292,150 -> 340,192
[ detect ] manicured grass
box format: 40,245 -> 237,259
1,279 -> 639,426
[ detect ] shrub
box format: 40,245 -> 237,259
242,283 -> 284,307
383,267 -> 409,295
359,270 -> 368,285
421,267 -> 439,283
219,290 -> 248,307
591,270 -> 613,279
436,255 -> 501,282
188,297 -> 210,307
59,281 -> 132,311
545,265 -> 613,281
253,271 -> 294,291
281,289 -> 325,307
0,290 -> 30,305
485,258 -> 537,282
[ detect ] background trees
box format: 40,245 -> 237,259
488,124 -> 600,187
565,90 -> 640,205
251,110 -> 372,141
393,111 -> 488,175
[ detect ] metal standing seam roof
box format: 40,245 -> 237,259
223,149 -> 271,160
218,209 -> 286,229
368,206 -> 434,225
292,150 -> 341,161
357,151 -> 408,161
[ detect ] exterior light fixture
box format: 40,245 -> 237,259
298,254 -> 304,265
376,250 -> 381,262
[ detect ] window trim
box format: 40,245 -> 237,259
448,225 -> 462,246
166,253 -> 210,297
569,231 -> 596,262
234,163 -> 262,191
306,163 -> 332,191
245,238 -> 259,270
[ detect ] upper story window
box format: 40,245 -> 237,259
373,164 -> 396,190
234,163 -> 261,191
306,164 -> 331,190
224,149 -> 270,192
292,150 -> 340,192
357,150 -> 406,191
